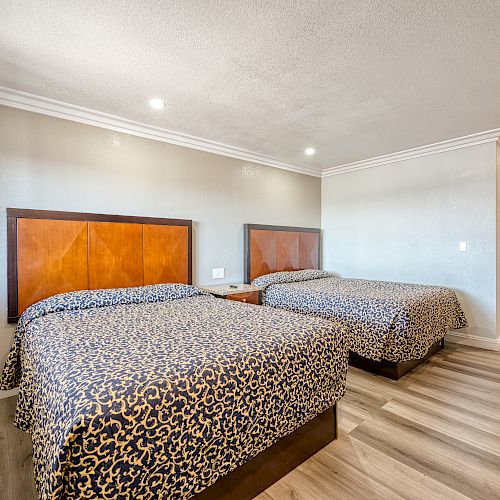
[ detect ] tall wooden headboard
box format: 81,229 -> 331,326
7,208 -> 192,322
244,224 -> 321,283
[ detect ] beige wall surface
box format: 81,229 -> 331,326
322,142 -> 499,346
0,105 -> 321,371
1,103 -> 498,386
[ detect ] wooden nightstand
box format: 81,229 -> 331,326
201,284 -> 262,305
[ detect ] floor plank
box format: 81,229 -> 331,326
404,375 -> 500,420
1,344 -> 499,499
429,358 -> 500,383
382,398 -> 500,457
322,435 -> 470,500
0,396 -> 37,500
257,344 -> 500,500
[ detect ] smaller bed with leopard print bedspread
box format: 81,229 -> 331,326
0,283 -> 349,500
252,270 -> 467,363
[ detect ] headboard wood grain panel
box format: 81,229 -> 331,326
277,231 -> 300,271
244,224 -> 321,283
299,232 -> 320,269
144,225 -> 190,285
7,208 -> 192,323
88,222 -> 144,290
249,229 -> 278,279
17,218 -> 89,314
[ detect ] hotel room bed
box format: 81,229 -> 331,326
0,283 -> 349,500
252,270 -> 467,363
245,224 -> 467,379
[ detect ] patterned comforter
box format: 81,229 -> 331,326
0,284 -> 349,500
253,270 -> 467,362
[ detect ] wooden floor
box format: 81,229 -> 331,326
1,343 -> 499,500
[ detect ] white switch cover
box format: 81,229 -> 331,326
212,268 -> 225,279
459,241 -> 467,252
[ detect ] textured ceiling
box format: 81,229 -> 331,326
1,0 -> 499,170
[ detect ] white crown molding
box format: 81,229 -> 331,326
323,129 -> 500,177
0,86 -> 322,178
445,331 -> 500,351
2,86 -> 498,180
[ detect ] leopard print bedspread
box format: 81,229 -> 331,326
253,271 -> 467,362
0,284 -> 349,499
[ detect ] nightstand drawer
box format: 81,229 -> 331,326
225,290 -> 260,305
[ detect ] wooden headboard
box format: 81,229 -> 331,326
244,224 -> 321,283
7,208 -> 192,322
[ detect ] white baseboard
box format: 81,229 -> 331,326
445,331 -> 500,351
0,388 -> 19,399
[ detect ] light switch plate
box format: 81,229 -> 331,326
459,241 -> 467,252
212,268 -> 225,279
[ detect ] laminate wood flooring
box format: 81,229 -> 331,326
1,343 -> 498,500
259,343 -> 500,500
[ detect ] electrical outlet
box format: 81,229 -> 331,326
459,241 -> 467,252
212,268 -> 225,279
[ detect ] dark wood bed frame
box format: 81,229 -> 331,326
7,208 -> 192,322
197,405 -> 337,499
244,223 -> 445,381
244,223 -> 321,283
6,209 -> 339,499
349,338 -> 445,380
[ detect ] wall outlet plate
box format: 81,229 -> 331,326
459,241 -> 467,252
212,268 -> 225,279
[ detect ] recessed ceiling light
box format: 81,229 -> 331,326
305,147 -> 315,156
149,98 -> 166,110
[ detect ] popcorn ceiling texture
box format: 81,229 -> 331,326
0,0 -> 499,169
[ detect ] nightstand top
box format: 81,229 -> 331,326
201,283 -> 262,297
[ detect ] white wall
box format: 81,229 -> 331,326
0,105 -> 321,371
322,142 -> 499,348
497,141 -> 500,339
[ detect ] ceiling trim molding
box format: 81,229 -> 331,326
322,129 -> 500,177
0,86 -> 322,178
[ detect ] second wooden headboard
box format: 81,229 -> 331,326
244,224 -> 321,283
7,208 -> 192,322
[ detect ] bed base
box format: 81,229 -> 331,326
195,404 -> 337,500
349,338 -> 444,380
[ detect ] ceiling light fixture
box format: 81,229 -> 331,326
305,147 -> 315,156
149,98 -> 166,110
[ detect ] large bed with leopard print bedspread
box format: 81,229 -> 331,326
0,283 -> 349,500
252,270 -> 467,364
